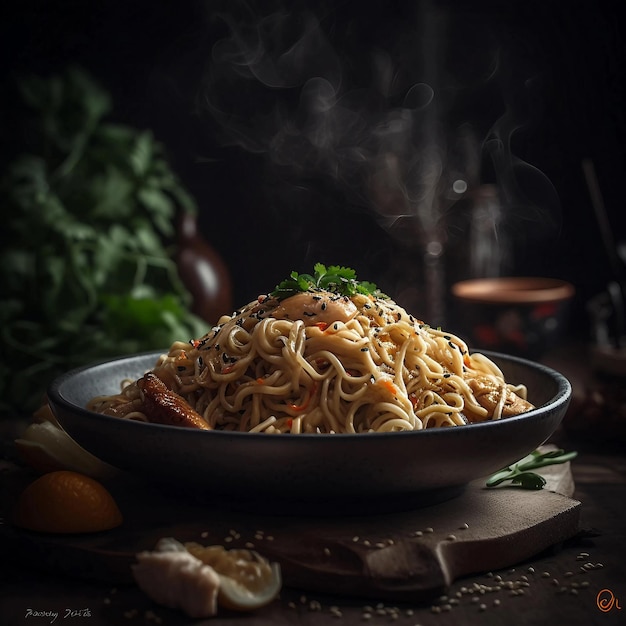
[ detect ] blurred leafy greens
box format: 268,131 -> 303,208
486,448 -> 578,490
0,68 -> 207,418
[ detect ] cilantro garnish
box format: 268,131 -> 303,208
486,448 -> 578,490
270,263 -> 384,300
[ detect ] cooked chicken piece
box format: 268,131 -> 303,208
132,538 -> 220,618
272,292 -> 358,325
467,375 -> 534,420
137,373 -> 211,430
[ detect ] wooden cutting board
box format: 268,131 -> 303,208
0,457 -> 580,602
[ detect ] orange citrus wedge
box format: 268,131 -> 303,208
13,470 -> 123,534
184,543 -> 282,611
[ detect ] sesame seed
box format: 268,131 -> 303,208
460,523 -> 470,530
479,603 -> 487,611
446,534 -> 457,541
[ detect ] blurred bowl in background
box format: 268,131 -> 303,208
450,277 -> 575,360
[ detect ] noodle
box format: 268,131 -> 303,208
87,289 -> 534,433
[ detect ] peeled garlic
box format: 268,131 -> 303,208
132,538 -> 220,618
15,419 -> 117,479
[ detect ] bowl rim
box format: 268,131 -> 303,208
451,277 -> 575,304
47,349 -> 572,442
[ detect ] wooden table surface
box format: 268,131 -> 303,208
1,344 -> 625,626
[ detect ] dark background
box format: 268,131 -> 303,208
2,0 -> 625,338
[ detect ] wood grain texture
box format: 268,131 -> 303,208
0,455 -> 580,602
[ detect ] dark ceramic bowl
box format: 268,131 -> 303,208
450,277 -> 575,360
48,350 -> 571,511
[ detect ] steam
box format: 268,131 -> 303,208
200,0 -> 561,321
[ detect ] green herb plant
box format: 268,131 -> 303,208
0,68 -> 207,418
486,448 -> 578,490
270,263 -> 384,300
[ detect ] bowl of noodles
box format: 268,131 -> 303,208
47,265 -> 571,510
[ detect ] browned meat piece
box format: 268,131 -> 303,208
137,373 -> 211,430
467,375 -> 534,420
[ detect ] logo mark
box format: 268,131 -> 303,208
597,589 -> 622,613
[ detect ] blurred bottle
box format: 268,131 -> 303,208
176,211 -> 233,325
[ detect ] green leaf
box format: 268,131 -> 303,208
137,187 -> 175,235
130,132 -> 155,177
270,264 -> 386,300
0,67 -> 205,418
486,448 -> 578,490
511,473 -> 547,490
89,167 -> 135,219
